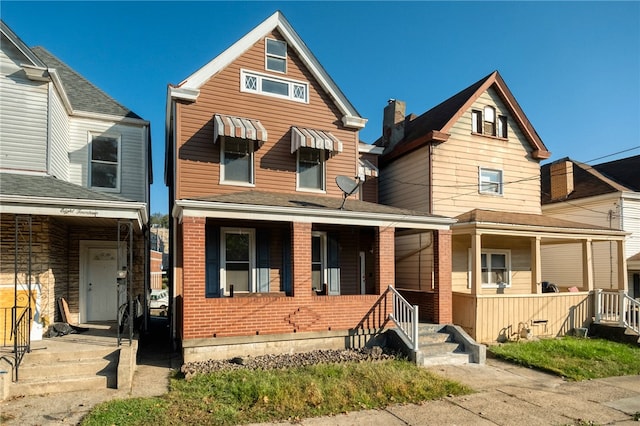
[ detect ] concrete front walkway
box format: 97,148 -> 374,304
2,347 -> 638,425
249,358 -> 640,426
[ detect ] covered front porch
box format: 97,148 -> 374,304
450,209 -> 628,343
173,191 -> 454,362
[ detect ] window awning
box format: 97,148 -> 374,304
358,159 -> 379,178
213,114 -> 268,145
290,126 -> 343,154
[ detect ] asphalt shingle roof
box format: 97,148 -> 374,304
455,208 -> 617,231
541,156 -> 639,204
190,190 -> 450,219
31,46 -> 142,119
0,173 -> 133,202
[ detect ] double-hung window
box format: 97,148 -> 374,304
266,39 -> 287,73
221,228 -> 255,294
90,134 -> 120,191
312,232 -> 326,292
297,147 -> 325,191
481,251 -> 510,287
471,108 -> 508,138
479,168 -> 503,195
221,137 -> 254,185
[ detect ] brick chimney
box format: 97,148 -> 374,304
550,160 -> 574,200
382,99 -> 406,149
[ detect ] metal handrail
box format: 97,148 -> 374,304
13,306 -> 31,381
388,285 -> 419,352
595,289 -> 640,335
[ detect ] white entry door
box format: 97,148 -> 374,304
85,247 -> 118,321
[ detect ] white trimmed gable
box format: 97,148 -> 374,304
171,11 -> 366,129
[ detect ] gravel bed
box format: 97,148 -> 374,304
181,347 -> 402,379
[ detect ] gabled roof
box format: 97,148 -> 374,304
592,155 -> 640,192
31,46 -> 142,119
541,156 -> 638,204
378,71 -> 551,162
0,20 -> 46,68
170,11 -> 366,129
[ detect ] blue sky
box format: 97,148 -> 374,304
3,1 -> 639,214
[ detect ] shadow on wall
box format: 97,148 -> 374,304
347,290 -> 390,349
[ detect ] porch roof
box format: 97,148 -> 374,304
175,190 -> 455,230
0,173 -> 147,228
454,209 -> 628,239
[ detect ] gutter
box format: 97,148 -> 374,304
174,199 -> 455,230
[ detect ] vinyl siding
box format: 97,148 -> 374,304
452,234 -> 532,295
395,232 -> 435,291
48,85 -> 69,180
0,34 -> 48,172
68,116 -> 146,202
432,88 -> 541,217
379,145 -> 429,210
175,30 -> 359,200
622,196 -> 640,260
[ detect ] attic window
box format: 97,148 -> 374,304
472,108 -> 508,139
266,39 -> 287,73
483,106 -> 496,136
241,69 -> 308,103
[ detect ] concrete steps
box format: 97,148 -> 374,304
9,346 -> 120,397
416,324 -> 472,366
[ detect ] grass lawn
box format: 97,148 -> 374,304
489,336 -> 640,381
81,359 -> 471,426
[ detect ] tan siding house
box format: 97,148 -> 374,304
376,71 -> 628,343
165,12 -> 454,362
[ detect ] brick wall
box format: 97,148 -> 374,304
179,220 -> 394,340
433,229 -> 452,323
376,226 -> 395,294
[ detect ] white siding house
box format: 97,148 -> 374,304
0,19 -> 151,367
541,156 -> 640,299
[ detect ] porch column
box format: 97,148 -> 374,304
292,222 -> 312,299
181,217 -> 206,340
375,226 -> 395,295
582,239 -> 594,291
617,239 -> 628,291
433,229 -> 452,324
471,232 -> 482,295
531,236 -> 542,294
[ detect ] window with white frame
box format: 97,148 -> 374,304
498,115 -> 508,138
221,137 -> 254,185
311,232 -> 327,292
221,228 -> 255,294
297,147 -> 325,191
90,134 -> 120,191
265,38 -> 287,73
241,70 -> 308,103
471,108 -> 508,139
483,106 -> 496,136
479,168 -> 503,195
481,251 -> 510,287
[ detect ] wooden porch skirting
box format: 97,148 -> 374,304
452,291 -> 593,344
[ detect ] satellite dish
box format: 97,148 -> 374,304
336,175 -> 360,210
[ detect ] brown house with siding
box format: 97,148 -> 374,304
165,11 -> 454,362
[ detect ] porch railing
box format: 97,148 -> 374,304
594,289 -> 640,335
12,306 -> 31,381
388,286 -> 419,352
